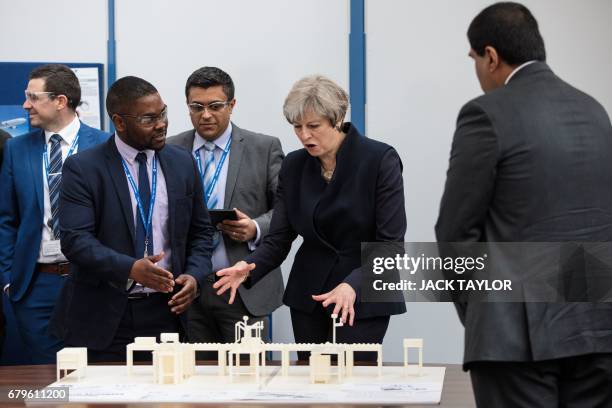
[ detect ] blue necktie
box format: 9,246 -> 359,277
134,152 -> 153,257
202,141 -> 218,209
48,134 -> 63,239
201,141 -> 221,248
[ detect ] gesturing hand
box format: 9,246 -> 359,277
168,274 -> 198,314
213,261 -> 256,304
129,252 -> 174,293
312,282 -> 357,326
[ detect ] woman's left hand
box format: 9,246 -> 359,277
312,283 -> 356,326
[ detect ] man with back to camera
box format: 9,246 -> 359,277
49,76 -> 215,362
0,64 -> 109,364
167,66 -> 284,347
436,2 -> 612,407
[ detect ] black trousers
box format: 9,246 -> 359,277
469,354 -> 612,408
188,277 -> 268,360
290,304 -> 390,362
79,292 -> 182,363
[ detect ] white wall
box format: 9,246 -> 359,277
0,0 -> 109,127
2,0 -> 611,364
114,0 -> 349,151
0,0 -> 107,63
366,0 -> 612,363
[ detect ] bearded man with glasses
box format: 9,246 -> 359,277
167,66 -> 284,350
0,64 -> 108,364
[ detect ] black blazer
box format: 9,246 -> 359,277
436,62 -> 612,364
246,123 -> 406,319
50,136 -> 215,349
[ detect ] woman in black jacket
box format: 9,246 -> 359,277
215,75 -> 406,359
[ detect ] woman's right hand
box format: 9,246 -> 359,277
212,261 -> 256,304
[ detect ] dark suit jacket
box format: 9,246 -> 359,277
0,123 -> 109,301
49,136 -> 215,350
0,129 -> 10,170
0,128 -> 10,347
245,123 -> 407,319
167,124 -> 284,316
436,62 -> 612,365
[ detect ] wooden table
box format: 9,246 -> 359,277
0,362 -> 476,407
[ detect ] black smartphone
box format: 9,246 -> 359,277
209,209 -> 238,226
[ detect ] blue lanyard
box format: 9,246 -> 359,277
43,132 -> 80,180
194,137 -> 232,205
121,154 -> 157,255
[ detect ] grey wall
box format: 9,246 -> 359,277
2,0 -> 611,364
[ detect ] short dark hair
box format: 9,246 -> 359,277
106,76 -> 158,116
185,67 -> 235,100
29,64 -> 81,111
468,2 -> 546,65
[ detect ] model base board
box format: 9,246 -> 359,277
45,364 -> 446,404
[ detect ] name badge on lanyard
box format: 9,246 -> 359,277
193,137 -> 232,205
42,240 -> 62,256
121,155 -> 157,257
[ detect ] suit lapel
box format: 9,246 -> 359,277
76,122 -> 95,151
224,125 -> 244,207
28,129 -> 45,215
105,136 -> 136,244
157,147 -> 176,219
180,131 -> 196,152
301,155 -> 332,245
157,147 -> 178,274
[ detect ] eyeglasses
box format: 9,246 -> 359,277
24,91 -> 56,103
116,106 -> 168,127
187,101 -> 231,115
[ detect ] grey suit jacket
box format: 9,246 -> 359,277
167,123 -> 285,316
436,62 -> 612,366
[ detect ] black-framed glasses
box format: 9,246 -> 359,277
187,101 -> 231,114
116,105 -> 168,127
24,91 -> 56,103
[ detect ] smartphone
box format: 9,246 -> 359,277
209,209 -> 238,226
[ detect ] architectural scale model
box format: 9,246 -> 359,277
56,314 -> 424,386
56,347 -> 87,381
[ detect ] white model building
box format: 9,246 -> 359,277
58,314 -> 424,386
403,338 -> 424,375
56,347 -> 87,381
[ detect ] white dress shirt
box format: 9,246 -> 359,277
37,115 -> 80,263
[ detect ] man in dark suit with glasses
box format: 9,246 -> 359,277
50,76 -> 215,362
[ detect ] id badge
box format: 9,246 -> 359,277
42,240 -> 62,256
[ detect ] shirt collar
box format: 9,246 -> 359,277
505,60 -> 537,85
114,134 -> 155,165
44,115 -> 80,145
193,122 -> 233,154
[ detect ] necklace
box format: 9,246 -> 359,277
321,165 -> 335,183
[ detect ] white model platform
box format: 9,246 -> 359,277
46,364 -> 445,404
